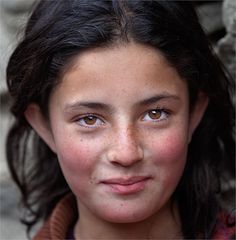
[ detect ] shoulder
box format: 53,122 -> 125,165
33,193 -> 77,240
211,210 -> 235,240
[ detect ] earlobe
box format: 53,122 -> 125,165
24,104 -> 57,153
188,92 -> 209,143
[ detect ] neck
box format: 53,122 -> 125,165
74,201 -> 182,239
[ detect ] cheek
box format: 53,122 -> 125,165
157,134 -> 188,162
150,124 -> 189,162
150,130 -> 188,184
58,138 -> 92,171
54,134 -> 102,190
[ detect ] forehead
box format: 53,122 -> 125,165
49,42 -> 187,108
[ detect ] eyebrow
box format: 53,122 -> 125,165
137,93 -> 180,107
63,93 -> 180,113
64,101 -> 113,114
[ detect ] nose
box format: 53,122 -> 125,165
106,126 -> 144,167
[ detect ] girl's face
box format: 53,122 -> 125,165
27,43 -> 207,224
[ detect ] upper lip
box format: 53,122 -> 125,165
100,176 -> 151,185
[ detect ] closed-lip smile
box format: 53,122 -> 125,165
100,176 -> 152,195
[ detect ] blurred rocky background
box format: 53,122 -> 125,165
0,1 -> 235,239
0,1 -> 37,239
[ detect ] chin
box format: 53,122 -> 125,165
97,206 -> 155,224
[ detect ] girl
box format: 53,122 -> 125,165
6,1 -> 235,239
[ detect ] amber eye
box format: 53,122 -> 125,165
77,115 -> 104,128
83,116 -> 97,125
148,110 -> 161,119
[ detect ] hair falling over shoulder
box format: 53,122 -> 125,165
6,0 -> 235,238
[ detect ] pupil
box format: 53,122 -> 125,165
85,116 -> 96,124
150,110 -> 161,119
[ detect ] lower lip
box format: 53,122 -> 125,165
102,179 -> 150,195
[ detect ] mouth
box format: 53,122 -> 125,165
100,176 -> 152,195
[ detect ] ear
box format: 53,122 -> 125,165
188,92 -> 209,143
24,104 -> 57,153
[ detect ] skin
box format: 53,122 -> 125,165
25,42 -> 208,239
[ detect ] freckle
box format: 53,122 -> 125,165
90,177 -> 96,184
80,139 -> 83,142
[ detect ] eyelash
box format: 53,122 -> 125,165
75,109 -> 170,128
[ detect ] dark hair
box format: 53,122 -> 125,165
6,0 -> 235,239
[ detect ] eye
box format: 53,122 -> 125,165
142,109 -> 169,122
76,115 -> 104,127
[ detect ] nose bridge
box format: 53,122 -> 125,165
121,125 -> 138,150
107,124 -> 143,166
